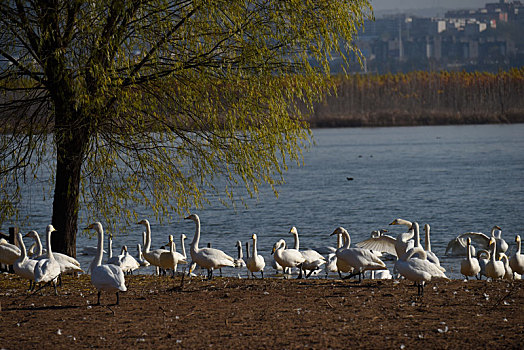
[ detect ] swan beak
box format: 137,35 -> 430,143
517,236 -> 521,242
271,247 -> 275,255
389,220 -> 397,225
495,225 -> 502,230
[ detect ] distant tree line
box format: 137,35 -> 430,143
309,69 -> 524,127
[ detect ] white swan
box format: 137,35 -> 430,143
136,243 -> 150,267
394,246 -> 449,296
0,236 -> 21,266
509,235 -> 524,276
33,225 -> 62,294
25,230 -> 82,275
13,231 -> 37,290
290,227 -> 325,277
325,229 -> 343,276
423,224 -> 443,269
446,225 -> 506,258
137,219 -> 169,275
185,214 -> 235,279
86,222 -> 127,305
246,234 -> 265,278
331,227 -> 354,278
234,240 -> 246,268
500,254 -> 513,280
412,222 -> 445,272
271,239 -> 305,279
119,246 -> 140,274
485,237 -> 505,280
477,249 -> 490,280
159,235 -> 187,276
460,238 -> 481,280
106,234 -> 125,266
331,227 -> 387,282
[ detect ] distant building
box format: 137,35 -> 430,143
344,0 -> 524,73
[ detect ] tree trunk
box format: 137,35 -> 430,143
50,107 -> 89,258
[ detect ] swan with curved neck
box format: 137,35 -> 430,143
136,219 -> 169,274
136,243 -> 149,267
395,246 -> 448,296
509,235 -> 524,277
485,237 -> 505,280
290,226 -> 325,277
33,225 -> 62,294
331,227 -> 353,277
460,238 -> 480,280
25,230 -> 82,275
185,213 -> 235,279
272,239 -> 305,279
246,234 -> 265,278
330,227 -> 387,282
13,231 -> 37,290
86,222 -> 127,305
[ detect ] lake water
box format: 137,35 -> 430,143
13,124 -> 524,279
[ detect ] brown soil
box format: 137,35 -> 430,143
1,274 -> 522,349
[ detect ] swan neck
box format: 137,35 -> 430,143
424,226 -> 431,251
517,239 -> 522,254
413,223 -> 421,248
467,240 -> 472,259
145,223 -> 152,253
337,233 -> 342,249
108,235 -> 113,258
46,229 -> 54,260
34,232 -> 43,256
17,232 -> 27,260
180,236 -> 187,259
342,230 -> 351,249
252,237 -> 258,257
92,227 -> 104,268
190,217 -> 201,251
292,232 -> 299,250
237,243 -> 243,259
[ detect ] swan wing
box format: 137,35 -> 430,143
34,258 -> 61,283
457,232 -> 490,249
0,243 -> 21,265
91,264 -> 127,292
356,235 -> 397,256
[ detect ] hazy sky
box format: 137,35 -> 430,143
370,0 -> 491,11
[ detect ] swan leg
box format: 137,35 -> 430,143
116,292 -> 120,305
96,291 -> 101,305
306,269 -> 315,279
296,264 -> 303,279
261,271 -> 264,279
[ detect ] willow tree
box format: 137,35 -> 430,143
0,1 -> 372,257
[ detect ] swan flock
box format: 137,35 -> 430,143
3,216 -> 521,302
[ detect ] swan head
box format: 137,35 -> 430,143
85,222 -> 103,232
24,230 -> 38,238
252,233 -> 257,240
389,218 -> 412,226
424,224 -> 430,232
109,233 -> 113,240
181,233 -> 187,240
236,240 -> 242,247
467,237 -> 472,245
184,214 -> 199,222
271,239 -> 285,254
489,237 -> 496,246
136,219 -> 150,226
168,235 -> 173,243
47,224 -> 57,234
330,227 -> 346,236
289,227 -> 298,235
516,235 -> 521,243
123,245 -> 128,252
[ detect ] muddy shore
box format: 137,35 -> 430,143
0,273 -> 522,349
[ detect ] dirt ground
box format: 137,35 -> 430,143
0,273 -> 522,349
